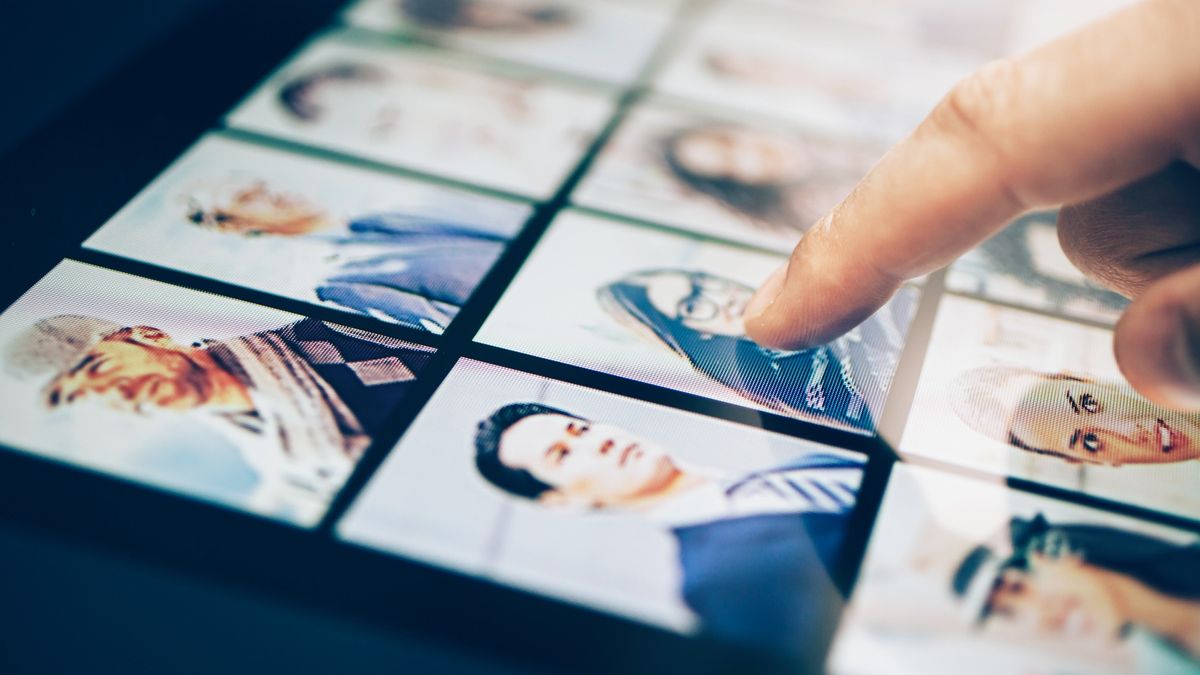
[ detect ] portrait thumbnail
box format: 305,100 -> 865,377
342,0 -> 675,85
573,103 -> 885,253
476,211 -> 919,434
226,31 -> 615,198
652,3 -> 983,141
946,211 -> 1129,324
829,465 -> 1200,675
338,359 -> 864,656
86,134 -> 532,335
900,295 -> 1200,520
0,261 -> 434,526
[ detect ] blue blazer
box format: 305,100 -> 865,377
672,454 -> 860,656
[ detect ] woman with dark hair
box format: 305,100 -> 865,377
953,514 -> 1200,672
597,269 -> 917,431
399,0 -> 573,33
660,125 -> 873,233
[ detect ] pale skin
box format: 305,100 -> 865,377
497,413 -> 709,509
44,326 -> 253,415
988,553 -> 1200,659
743,0 -> 1200,411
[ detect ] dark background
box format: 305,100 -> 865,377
0,3 -> 531,672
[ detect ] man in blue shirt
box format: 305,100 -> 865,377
473,402 -> 862,656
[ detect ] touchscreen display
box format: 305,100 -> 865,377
1,0 -> 1189,671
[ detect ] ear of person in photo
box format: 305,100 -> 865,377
226,34 -> 615,198
86,135 -> 532,334
338,360 -> 865,658
832,466 -> 1200,675
0,262 -> 434,525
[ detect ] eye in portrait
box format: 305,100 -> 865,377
901,295 -> 1200,520
477,212 -> 918,433
339,360 -> 863,659
227,33 -> 614,198
575,105 -> 884,252
0,262 -> 433,525
832,466 -> 1200,675
87,135 -> 530,334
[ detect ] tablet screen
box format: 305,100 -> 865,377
2,0 -> 1193,672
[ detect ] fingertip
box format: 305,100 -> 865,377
1113,267 -> 1200,411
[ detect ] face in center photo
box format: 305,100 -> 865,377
476,211 -> 920,434
338,359 -> 865,658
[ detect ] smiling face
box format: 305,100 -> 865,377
986,554 -> 1125,646
187,181 -> 333,236
1009,376 -> 1200,465
633,270 -> 753,338
44,326 -> 217,413
497,413 -> 680,508
670,127 -> 811,188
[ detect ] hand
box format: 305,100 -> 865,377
743,0 -> 1200,410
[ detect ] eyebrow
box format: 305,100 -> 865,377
1065,389 -> 1081,415
66,353 -> 97,377
1069,429 -> 1081,450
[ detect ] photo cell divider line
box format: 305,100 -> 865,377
903,453 -> 1200,533
70,249 -> 444,350
462,343 -> 888,459
314,3 -> 700,533
941,287 -> 1121,332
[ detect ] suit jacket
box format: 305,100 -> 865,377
671,454 -> 860,657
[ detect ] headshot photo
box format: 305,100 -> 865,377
831,466 -> 1200,675
947,211 -> 1129,324
227,33 -> 614,198
575,104 -> 884,253
339,360 -> 863,657
477,211 -> 918,433
343,0 -> 672,84
598,269 -> 917,433
901,295 -> 1200,520
87,135 -> 531,334
0,262 -> 433,525
653,4 -> 979,141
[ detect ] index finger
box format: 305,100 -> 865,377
743,0 -> 1200,349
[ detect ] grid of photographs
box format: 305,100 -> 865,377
2,0 -> 1186,670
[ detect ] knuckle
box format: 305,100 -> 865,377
928,59 -> 1025,155
1056,207 -> 1143,296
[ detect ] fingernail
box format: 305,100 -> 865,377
744,262 -> 788,325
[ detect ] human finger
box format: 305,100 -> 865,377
1113,262 -> 1200,410
1057,161 -> 1200,298
744,0 -> 1200,349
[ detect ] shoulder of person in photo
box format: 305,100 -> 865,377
596,269 -> 916,431
950,365 -> 1200,467
952,513 -> 1200,671
471,401 -> 863,654
179,178 -> 512,331
1,313 -> 430,497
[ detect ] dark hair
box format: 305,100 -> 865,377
957,514 -> 1200,620
474,402 -> 584,499
278,63 -> 385,121
400,0 -> 571,31
661,127 -> 795,226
